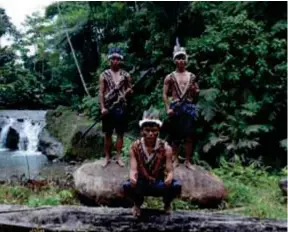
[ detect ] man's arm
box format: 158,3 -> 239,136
98,74 -> 106,113
164,143 -> 173,186
163,75 -> 171,113
194,82 -> 200,95
192,81 -> 200,102
129,145 -> 138,186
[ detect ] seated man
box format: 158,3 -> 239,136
122,109 -> 182,217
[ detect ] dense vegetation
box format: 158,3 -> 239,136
0,2 -> 287,168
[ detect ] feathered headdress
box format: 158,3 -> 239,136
173,37 -> 188,61
139,108 -> 162,128
108,47 -> 124,60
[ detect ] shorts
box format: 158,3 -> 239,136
162,102 -> 197,144
122,178 -> 182,206
102,107 -> 128,135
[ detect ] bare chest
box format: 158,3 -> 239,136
110,71 -> 121,85
174,72 -> 190,92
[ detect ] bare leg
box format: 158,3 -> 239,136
163,180 -> 181,214
115,134 -> 125,167
164,203 -> 172,214
172,143 -> 179,168
132,204 -> 141,217
184,136 -> 194,170
102,134 -> 112,168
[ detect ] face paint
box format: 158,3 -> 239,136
110,56 -> 121,69
141,125 -> 160,141
175,54 -> 186,69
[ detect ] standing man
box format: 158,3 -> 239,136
162,40 -> 199,169
99,47 -> 133,167
122,109 -> 181,217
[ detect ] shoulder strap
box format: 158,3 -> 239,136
170,72 -> 182,99
131,139 -> 140,153
103,70 -> 115,90
189,72 -> 197,84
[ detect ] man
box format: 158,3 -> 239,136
162,40 -> 199,170
99,47 -> 133,167
122,109 -> 181,217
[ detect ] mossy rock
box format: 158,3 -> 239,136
45,106 -> 104,161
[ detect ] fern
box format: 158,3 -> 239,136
236,139 -> 259,149
198,88 -> 220,121
203,133 -> 229,153
243,124 -> 273,136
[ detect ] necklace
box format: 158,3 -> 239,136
141,138 -> 159,163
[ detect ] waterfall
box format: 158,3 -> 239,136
0,118 -> 15,149
0,110 -> 46,153
18,119 -> 44,152
0,110 -> 48,181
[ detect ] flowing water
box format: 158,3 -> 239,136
0,110 -> 49,180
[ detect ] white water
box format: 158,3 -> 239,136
0,110 -> 48,180
18,119 -> 45,153
0,110 -> 46,153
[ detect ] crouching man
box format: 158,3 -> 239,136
122,109 -> 181,217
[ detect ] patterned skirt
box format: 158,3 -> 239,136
162,101 -> 197,142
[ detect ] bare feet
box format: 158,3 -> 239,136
184,160 -> 195,170
116,157 -> 125,167
132,205 -> 141,217
164,205 -> 172,214
101,157 -> 110,168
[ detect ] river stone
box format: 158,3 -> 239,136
38,129 -> 64,160
5,127 -> 19,150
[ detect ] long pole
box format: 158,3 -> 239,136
56,1 -> 91,97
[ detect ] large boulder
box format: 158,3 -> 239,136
38,129 -> 64,160
74,160 -> 131,207
5,127 -> 19,150
74,160 -> 227,207
175,165 -> 227,206
45,106 -> 104,161
0,205 -> 286,232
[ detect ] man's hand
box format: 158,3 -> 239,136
101,108 -> 108,115
167,108 -> 174,116
130,175 -> 137,188
126,87 -> 133,95
164,177 -> 172,187
149,176 -> 156,184
190,83 -> 200,95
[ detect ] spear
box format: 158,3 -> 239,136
76,68 -> 154,143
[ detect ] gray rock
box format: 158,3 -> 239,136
5,127 -> 19,150
73,161 -> 227,207
38,129 -> 64,160
45,107 -> 104,161
0,205 -> 286,231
